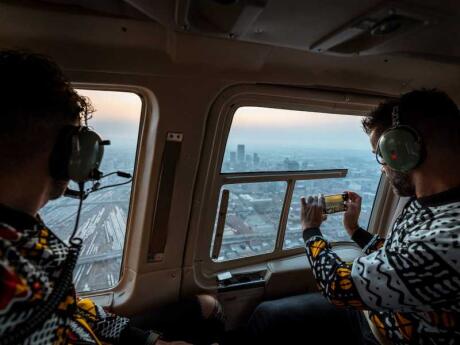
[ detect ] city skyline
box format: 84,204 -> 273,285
228,106 -> 372,150
40,140 -> 381,289
76,89 -> 142,145
38,100 -> 380,289
215,141 -> 381,261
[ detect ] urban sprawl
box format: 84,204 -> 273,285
41,144 -> 381,291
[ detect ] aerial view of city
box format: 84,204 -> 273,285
212,106 -> 382,262
40,88 -> 142,293
41,145 -> 136,292
214,143 -> 381,261
40,100 -> 381,291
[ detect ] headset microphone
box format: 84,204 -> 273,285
64,171 -> 133,199
116,171 -> 132,179
63,188 -> 89,200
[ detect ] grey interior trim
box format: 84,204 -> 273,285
147,132 -> 183,262
275,180 -> 295,252
211,189 -> 230,260
220,169 -> 348,184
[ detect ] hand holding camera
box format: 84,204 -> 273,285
342,191 -> 362,237
301,194 -> 326,229
301,191 -> 362,237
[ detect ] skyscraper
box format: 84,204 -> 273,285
230,151 -> 237,163
237,144 -> 245,162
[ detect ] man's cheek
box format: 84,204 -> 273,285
49,180 -> 69,200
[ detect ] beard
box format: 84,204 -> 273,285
386,169 -> 416,197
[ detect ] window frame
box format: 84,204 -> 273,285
212,169 -> 348,262
188,84 -> 390,277
70,83 -> 150,297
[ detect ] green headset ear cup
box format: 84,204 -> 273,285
49,126 -> 104,183
67,127 -> 104,183
378,126 -> 422,173
49,125 -> 78,181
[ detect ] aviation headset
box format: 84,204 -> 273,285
49,125 -> 109,183
376,105 -> 424,173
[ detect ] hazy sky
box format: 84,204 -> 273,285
226,107 -> 372,151
76,91 -> 372,152
77,89 -> 142,146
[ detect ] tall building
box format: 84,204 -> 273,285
237,144 -> 245,162
253,153 -> 260,165
230,151 -> 236,163
284,158 -> 300,171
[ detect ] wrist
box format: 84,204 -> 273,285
346,223 -> 360,235
302,223 -> 321,230
302,227 -> 322,241
146,331 -> 162,345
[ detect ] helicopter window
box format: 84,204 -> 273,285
211,106 -> 381,261
41,89 -> 142,292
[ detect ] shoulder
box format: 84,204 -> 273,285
0,222 -> 22,243
430,201 -> 460,222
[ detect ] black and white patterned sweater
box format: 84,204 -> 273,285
0,204 -> 154,344
303,186 -> 460,345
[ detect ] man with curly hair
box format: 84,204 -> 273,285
0,50 -> 223,345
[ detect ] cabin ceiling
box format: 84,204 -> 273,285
1,0 -> 460,101
13,0 -> 460,63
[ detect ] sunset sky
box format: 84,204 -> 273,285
227,106 -> 372,151
76,89 -> 142,145
77,90 -> 372,152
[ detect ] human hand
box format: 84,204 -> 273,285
343,191 -> 361,237
301,194 -> 325,230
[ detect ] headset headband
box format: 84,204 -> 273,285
392,105 -> 400,127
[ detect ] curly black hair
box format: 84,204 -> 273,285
362,89 -> 460,150
0,50 -> 93,167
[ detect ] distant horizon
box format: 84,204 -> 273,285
228,106 -> 371,151
224,144 -> 372,154
77,89 -> 142,144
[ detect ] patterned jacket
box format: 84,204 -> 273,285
0,204 -> 133,344
303,187 -> 460,345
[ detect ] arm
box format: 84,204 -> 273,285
303,230 -> 367,309
0,227 -> 182,345
76,299 -> 194,345
76,298 -> 162,344
0,231 -> 44,335
300,195 -> 364,308
351,227 -> 385,254
301,197 -> 460,312
343,191 -> 385,254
